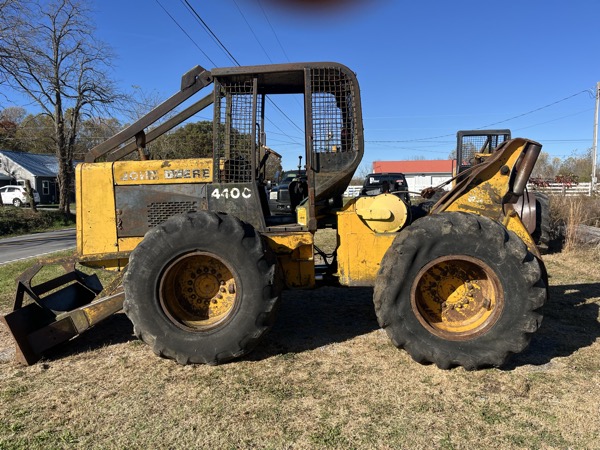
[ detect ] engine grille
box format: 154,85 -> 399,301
147,201 -> 198,227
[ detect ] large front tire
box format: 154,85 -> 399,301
373,212 -> 547,370
123,212 -> 280,365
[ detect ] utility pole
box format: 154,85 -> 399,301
591,81 -> 599,196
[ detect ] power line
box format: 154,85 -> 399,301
257,0 -> 291,62
514,108 -> 593,132
475,90 -> 591,129
181,0 -> 240,66
232,0 -> 273,63
266,97 -> 304,134
255,0 -> 304,113
179,0 -> 303,140
155,0 -> 216,67
382,89 -> 593,144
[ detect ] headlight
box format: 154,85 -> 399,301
269,191 -> 278,200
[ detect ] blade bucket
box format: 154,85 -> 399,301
0,258 -> 124,365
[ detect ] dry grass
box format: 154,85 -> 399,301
0,238 -> 599,449
561,196 -> 587,252
549,195 -> 600,252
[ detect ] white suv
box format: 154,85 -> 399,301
0,185 -> 41,207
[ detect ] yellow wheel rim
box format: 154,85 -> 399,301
159,252 -> 238,331
410,255 -> 503,340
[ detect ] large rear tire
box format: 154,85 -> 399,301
123,211 -> 281,365
373,212 -> 547,370
532,192 -> 551,254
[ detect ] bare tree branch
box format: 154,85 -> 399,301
0,0 -> 125,214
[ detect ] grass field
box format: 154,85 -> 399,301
0,241 -> 599,449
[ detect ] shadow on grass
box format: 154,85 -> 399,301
248,286 -> 379,361
7,287 -> 377,365
27,280 -> 600,367
43,313 -> 135,362
504,281 -> 600,369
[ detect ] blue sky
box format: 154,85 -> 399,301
8,0 -> 600,171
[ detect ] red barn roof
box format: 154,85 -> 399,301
373,160 -> 456,174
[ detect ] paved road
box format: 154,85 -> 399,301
0,228 -> 76,265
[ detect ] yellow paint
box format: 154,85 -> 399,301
80,293 -> 125,329
73,139 -> 542,294
336,199 -> 396,286
264,233 -> 315,288
76,158 -> 212,264
356,207 -> 391,220
76,162 -> 118,257
440,138 -> 542,255
160,253 -> 237,329
296,204 -> 308,226
354,194 -> 408,233
118,237 -> 143,253
411,256 -> 502,339
113,158 -> 213,185
440,139 -> 528,217
503,211 -> 541,258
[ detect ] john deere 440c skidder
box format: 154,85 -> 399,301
1,62 -> 547,370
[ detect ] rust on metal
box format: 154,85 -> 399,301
410,255 -> 504,341
159,252 -> 238,331
86,65 -> 212,162
0,257 -> 127,365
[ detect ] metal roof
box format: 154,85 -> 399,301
373,160 -> 456,175
0,149 -> 59,177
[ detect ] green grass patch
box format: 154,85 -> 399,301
0,250 -> 78,311
0,207 -> 75,237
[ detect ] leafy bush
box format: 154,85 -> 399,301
0,207 -> 75,236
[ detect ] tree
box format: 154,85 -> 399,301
0,0 -> 123,214
0,0 -> 21,95
76,116 -> 122,159
15,112 -> 57,153
558,149 -> 594,182
153,121 -> 214,160
531,151 -> 561,180
0,107 -> 26,150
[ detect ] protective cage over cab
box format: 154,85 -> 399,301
79,62 -> 364,260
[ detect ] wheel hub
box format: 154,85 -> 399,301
159,252 -> 238,331
411,255 -> 503,340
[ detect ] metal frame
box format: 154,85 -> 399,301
456,129 -> 511,174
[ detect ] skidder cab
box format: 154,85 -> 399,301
2,62 -> 547,370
